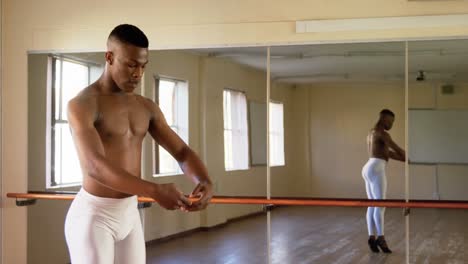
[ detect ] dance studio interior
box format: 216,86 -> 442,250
2,1 -> 468,264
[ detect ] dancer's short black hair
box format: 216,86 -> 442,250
108,24 -> 148,48
380,109 -> 395,117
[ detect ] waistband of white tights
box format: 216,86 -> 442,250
368,157 -> 388,165
76,188 -> 137,209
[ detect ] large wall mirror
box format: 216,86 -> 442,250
27,47 -> 269,263
268,42 -> 407,263
408,39 -> 468,263
25,38 -> 468,264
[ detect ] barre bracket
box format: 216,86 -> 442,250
263,204 -> 275,212
403,208 -> 411,216
138,202 -> 152,209
16,198 -> 37,207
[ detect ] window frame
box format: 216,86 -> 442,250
48,55 -> 94,188
153,75 -> 189,177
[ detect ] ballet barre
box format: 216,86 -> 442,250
6,192 -> 468,210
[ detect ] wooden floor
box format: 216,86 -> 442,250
146,207 -> 467,264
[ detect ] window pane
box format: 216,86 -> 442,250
175,81 -> 189,143
159,126 -> 180,174
61,60 -> 89,120
158,146 -> 178,174
155,79 -> 188,176
269,102 -> 285,166
54,59 -> 61,121
54,123 -> 82,184
159,80 -> 176,126
53,123 -> 62,185
90,65 -> 104,83
51,58 -> 93,187
223,90 -> 232,130
224,130 -> 233,170
223,90 -> 249,170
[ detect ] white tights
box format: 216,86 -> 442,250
362,158 -> 387,236
65,188 -> 145,264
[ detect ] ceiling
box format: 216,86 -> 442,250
191,39 -> 468,84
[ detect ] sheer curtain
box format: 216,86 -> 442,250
224,90 -> 249,170
269,102 -> 285,166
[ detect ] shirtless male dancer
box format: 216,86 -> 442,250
65,24 -> 213,264
362,109 -> 405,253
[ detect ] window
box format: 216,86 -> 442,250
49,56 -> 102,187
269,102 -> 285,166
154,77 -> 189,176
223,89 -> 249,171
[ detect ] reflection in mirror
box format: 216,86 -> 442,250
269,42 -> 407,263
27,47 -> 269,263
269,43 -> 406,198
408,39 -> 468,263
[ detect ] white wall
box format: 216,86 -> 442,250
7,1 -> 468,263
271,83 -> 310,197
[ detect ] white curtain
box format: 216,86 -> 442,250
224,90 -> 249,170
269,102 -> 285,166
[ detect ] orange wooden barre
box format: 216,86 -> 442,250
6,192 -> 468,209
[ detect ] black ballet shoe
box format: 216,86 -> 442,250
368,237 -> 380,253
376,237 -> 392,253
